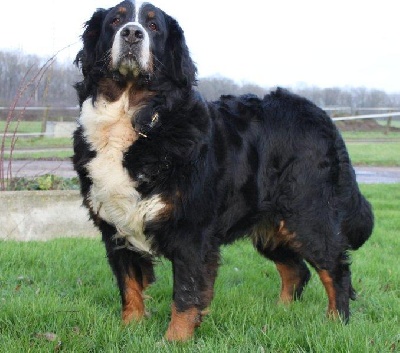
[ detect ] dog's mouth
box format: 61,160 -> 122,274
117,53 -> 141,77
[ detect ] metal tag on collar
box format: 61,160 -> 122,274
138,112 -> 159,138
150,112 -> 159,128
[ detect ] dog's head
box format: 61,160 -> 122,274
75,0 -> 196,94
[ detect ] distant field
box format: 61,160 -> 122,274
347,143 -> 400,166
1,137 -> 71,149
1,121 -> 400,165
2,121 -> 399,138
1,121 -> 72,159
376,118 -> 400,129
341,130 -> 400,140
4,150 -> 72,160
0,121 -> 43,134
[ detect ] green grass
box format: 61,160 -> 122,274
3,150 -> 72,160
341,131 -> 400,140
375,119 -> 400,129
1,121 -> 73,159
1,136 -> 71,150
347,142 -> 400,166
1,135 -> 72,160
4,137 -> 72,149
0,121 -> 43,134
1,184 -> 399,352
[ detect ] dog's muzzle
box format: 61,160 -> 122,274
111,22 -> 151,77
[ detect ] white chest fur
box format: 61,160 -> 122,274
79,94 -> 165,254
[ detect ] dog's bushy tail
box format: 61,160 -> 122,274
335,134 -> 374,250
342,193 -> 374,250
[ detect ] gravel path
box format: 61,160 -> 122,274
2,160 -> 400,184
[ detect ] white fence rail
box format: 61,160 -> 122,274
332,112 -> 400,121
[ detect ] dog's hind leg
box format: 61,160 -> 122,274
254,236 -> 311,303
275,260 -> 311,303
291,216 -> 352,322
253,221 -> 311,303
315,254 -> 351,323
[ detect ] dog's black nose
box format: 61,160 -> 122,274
120,25 -> 144,44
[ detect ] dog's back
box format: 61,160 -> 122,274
208,88 -> 373,252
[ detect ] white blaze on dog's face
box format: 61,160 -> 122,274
106,0 -> 163,77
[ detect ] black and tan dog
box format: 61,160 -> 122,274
73,0 -> 373,341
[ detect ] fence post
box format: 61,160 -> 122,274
384,116 -> 392,135
41,106 -> 50,137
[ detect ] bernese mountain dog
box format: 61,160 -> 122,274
73,0 -> 374,341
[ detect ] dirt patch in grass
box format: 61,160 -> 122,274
336,119 -> 400,132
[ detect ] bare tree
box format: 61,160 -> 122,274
1,50 -> 399,111
0,55 -> 59,190
0,50 -> 79,110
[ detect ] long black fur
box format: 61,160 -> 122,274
73,0 -> 374,340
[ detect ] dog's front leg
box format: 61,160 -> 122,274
102,232 -> 155,324
165,249 -> 216,342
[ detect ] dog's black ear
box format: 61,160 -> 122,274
165,17 -> 197,88
74,9 -> 107,77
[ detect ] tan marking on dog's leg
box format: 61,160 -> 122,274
318,270 -> 339,318
165,304 -> 200,341
122,276 -> 145,324
276,263 -> 301,304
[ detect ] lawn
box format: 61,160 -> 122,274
1,121 -> 72,159
341,131 -> 400,140
0,184 -> 399,352
0,121 -> 43,134
347,142 -> 400,166
375,118 -> 400,129
4,150 -> 72,160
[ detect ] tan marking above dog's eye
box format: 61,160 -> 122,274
148,11 -> 155,19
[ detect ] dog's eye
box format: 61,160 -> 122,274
112,17 -> 121,26
148,22 -> 158,31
